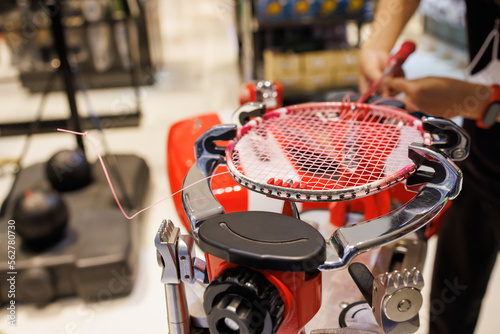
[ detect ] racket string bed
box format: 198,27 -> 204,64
226,102 -> 425,201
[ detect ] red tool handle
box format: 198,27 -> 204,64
388,40 -> 417,69
358,40 -> 416,103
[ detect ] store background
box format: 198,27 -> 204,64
0,0 -> 499,333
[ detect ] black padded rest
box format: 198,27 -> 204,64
198,211 -> 326,272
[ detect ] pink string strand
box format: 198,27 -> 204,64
57,128 -> 230,220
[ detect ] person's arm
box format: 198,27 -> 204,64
358,0 -> 421,93
385,76 -> 498,121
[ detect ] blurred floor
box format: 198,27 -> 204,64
0,1 -> 499,333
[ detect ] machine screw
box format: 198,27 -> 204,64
397,299 -> 412,312
452,148 -> 465,160
339,301 -> 349,309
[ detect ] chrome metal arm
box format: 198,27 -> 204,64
182,124 -> 237,236
318,143 -> 462,271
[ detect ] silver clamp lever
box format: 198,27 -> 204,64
155,220 -> 207,334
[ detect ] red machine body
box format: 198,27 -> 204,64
167,112 -> 248,230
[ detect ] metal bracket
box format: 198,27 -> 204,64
423,117 -> 470,161
231,102 -> 267,127
194,124 -> 237,161
183,124 -> 237,236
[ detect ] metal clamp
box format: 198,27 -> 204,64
348,263 -> 424,334
423,116 -> 470,161
372,268 -> 424,333
255,80 -> 280,109
231,102 -> 267,127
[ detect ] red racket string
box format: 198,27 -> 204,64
57,128 -> 231,220
367,97 -> 432,146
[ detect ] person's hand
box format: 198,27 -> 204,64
358,47 -> 406,95
385,76 -> 492,119
358,47 -> 388,94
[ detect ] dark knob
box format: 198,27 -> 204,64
46,149 -> 91,191
17,267 -> 55,305
204,267 -> 284,334
13,189 -> 68,250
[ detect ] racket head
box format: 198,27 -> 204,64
225,102 -> 425,202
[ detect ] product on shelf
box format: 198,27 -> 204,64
264,48 -> 359,91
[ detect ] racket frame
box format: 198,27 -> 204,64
225,103 -> 424,202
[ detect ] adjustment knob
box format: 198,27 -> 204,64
204,267 -> 284,334
46,149 -> 92,191
13,189 -> 69,250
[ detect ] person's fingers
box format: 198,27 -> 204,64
358,49 -> 388,94
383,77 -> 423,111
381,69 -> 406,96
392,67 -> 405,79
360,61 -> 384,86
384,77 -> 411,95
358,75 -> 371,95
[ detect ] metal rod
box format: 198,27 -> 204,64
47,2 -> 85,153
165,283 -> 190,334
